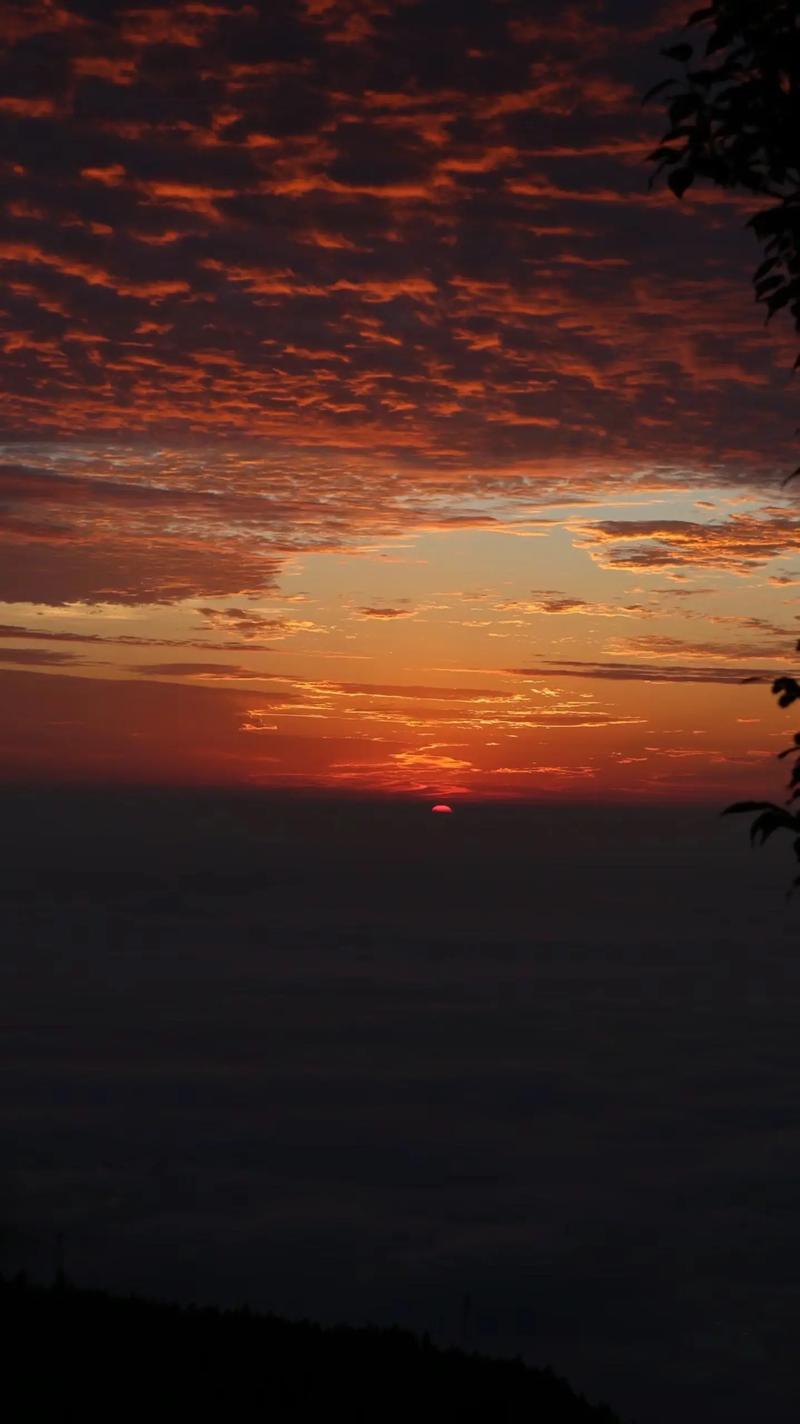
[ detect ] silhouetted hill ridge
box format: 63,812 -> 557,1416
2,1275 -> 626,1422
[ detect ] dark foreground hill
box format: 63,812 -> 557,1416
2,1275 -> 625,1422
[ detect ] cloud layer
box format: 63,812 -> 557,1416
0,2 -> 796,798
0,0 -> 794,483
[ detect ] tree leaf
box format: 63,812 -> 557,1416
667,166 -> 694,197
749,809 -> 798,845
721,801 -> 782,816
642,78 -> 677,105
773,677 -> 800,708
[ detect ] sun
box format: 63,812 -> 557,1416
431,803 -> 453,814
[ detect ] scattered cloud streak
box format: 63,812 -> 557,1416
510,659 -> 781,685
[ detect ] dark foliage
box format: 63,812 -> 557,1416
647,2 -> 800,883
1,1275 -> 624,1424
645,1 -> 800,369
723,667 -> 800,888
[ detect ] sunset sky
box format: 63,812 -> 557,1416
1,0 -> 798,799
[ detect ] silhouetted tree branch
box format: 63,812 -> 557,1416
646,2 -> 800,363
646,1 -> 800,886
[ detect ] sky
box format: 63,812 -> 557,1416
1,0 -> 799,800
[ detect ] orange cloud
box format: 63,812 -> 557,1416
573,514 -> 800,574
